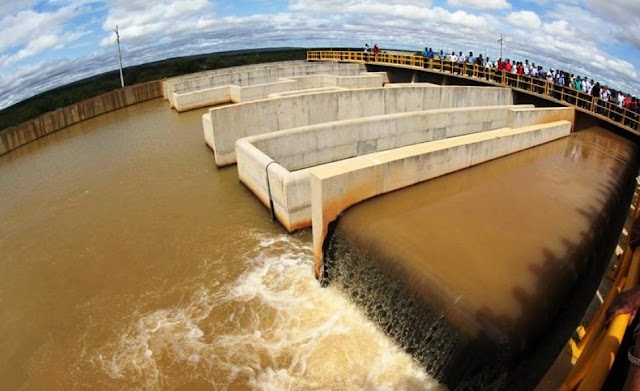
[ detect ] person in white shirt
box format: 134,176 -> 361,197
485,57 -> 494,68
582,76 -> 593,95
458,51 -> 465,63
546,69 -> 554,84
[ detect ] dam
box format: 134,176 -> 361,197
1,55 -> 639,390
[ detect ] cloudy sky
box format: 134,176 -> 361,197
1,0 -> 639,110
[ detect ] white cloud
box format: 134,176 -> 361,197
1,0 -> 640,109
290,0 -> 436,18
542,20 -> 577,39
0,1 -> 38,16
588,0 -> 640,22
100,0 -> 210,46
0,7 -> 76,52
587,0 -> 640,49
447,0 -> 511,10
15,35 -> 61,60
506,11 -> 542,29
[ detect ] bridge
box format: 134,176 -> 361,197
307,50 -> 640,137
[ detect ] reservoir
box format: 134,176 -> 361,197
0,99 -> 440,390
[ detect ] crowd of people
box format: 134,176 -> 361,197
418,47 -> 639,123
355,45 -> 637,129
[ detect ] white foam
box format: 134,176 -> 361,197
92,230 -> 445,390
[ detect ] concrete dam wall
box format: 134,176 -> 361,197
205,85 -> 515,166
0,81 -> 162,156
322,127 -> 639,389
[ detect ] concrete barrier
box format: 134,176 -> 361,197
206,85 -> 515,166
0,81 -> 162,156
267,86 -> 346,98
508,106 -> 575,128
172,73 -> 385,112
308,120 -> 573,278
162,61 -> 366,101
235,105 -> 572,231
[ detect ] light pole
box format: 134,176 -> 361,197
114,25 -> 124,88
498,34 -> 504,59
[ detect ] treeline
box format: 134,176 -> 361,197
0,48 -> 307,132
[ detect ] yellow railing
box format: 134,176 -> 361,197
307,50 -> 640,135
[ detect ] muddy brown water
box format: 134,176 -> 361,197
0,99 -> 441,390
327,127 -> 638,389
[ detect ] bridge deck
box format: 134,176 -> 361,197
307,50 -> 640,137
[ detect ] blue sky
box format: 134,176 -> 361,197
1,0 -> 639,110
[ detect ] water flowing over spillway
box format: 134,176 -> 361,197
325,128 -> 639,389
0,100 -> 443,390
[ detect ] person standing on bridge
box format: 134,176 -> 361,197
592,82 -> 602,113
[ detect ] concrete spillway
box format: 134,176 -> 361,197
324,127 -> 639,389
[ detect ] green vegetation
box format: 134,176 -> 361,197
0,48 -> 307,132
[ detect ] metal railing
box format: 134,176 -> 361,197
307,50 -> 640,135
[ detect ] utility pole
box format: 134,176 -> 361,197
498,34 -> 504,59
114,25 -> 124,88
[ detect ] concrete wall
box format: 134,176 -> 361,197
268,86 -> 345,98
0,81 -> 162,156
207,85 -> 515,166
235,106 -> 572,232
309,120 -> 573,278
508,106 -> 575,128
162,61 -> 366,101
172,79 -> 297,112
172,73 -> 385,112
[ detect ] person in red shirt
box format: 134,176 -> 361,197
497,58 -> 504,71
505,59 -> 512,72
517,62 -> 525,75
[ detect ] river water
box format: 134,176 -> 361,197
0,99 -> 442,390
